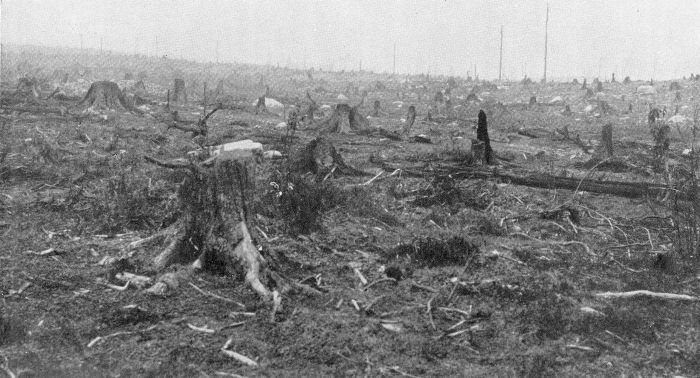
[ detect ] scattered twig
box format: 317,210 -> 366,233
353,267 -> 368,286
426,295 -> 438,330
410,282 -> 437,293
88,325 -> 157,348
187,323 -> 216,334
438,306 -> 472,317
221,338 -> 258,367
566,344 -> 596,352
363,278 -> 397,291
189,282 -> 245,307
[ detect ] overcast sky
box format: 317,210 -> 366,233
2,0 -> 699,80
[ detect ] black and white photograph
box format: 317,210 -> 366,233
1,0 -> 699,376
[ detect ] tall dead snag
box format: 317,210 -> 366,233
78,81 -> 130,110
601,123 -> 613,157
475,110 -> 493,164
403,105 -> 416,134
144,141 -> 281,303
172,78 -> 187,103
319,103 -> 369,134
581,78 -> 587,90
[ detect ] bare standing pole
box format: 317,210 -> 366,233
543,3 -> 549,82
499,25 -> 503,82
216,40 -> 219,63
393,42 -> 396,74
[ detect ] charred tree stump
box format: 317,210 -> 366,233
124,72 -> 134,80
78,81 -> 131,110
403,105 -> 416,135
601,123 -> 613,157
581,78 -> 587,90
172,78 -> 187,103
475,110 -> 493,164
623,76 -> 631,84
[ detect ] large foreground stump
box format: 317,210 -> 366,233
146,141 -> 279,302
78,81 -> 130,110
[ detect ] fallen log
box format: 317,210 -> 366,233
595,290 -> 698,301
450,168 -> 674,199
379,162 -> 679,200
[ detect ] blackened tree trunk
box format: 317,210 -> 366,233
476,110 -> 493,164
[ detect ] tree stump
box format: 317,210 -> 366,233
476,110 -> 493,164
289,137 -> 366,178
371,100 -> 381,117
319,103 -> 368,134
572,78 -> 579,85
172,78 -> 187,103
16,77 -> 39,98
78,81 -> 130,110
528,96 -> 537,107
669,82 -> 682,91
146,141 -> 279,302
623,76 -> 631,84
581,78 -> 587,90
596,81 -> 604,92
213,79 -> 225,99
255,95 -> 267,115
601,123 -> 613,157
403,105 -> 416,135
611,73 -> 616,83
124,72 -> 134,80
301,91 -> 318,122
434,91 -> 444,103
